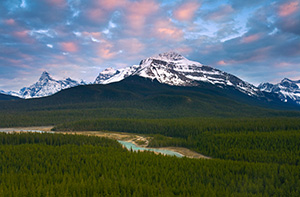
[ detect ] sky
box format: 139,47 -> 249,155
0,0 -> 300,91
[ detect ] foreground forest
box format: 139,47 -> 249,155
0,132 -> 299,196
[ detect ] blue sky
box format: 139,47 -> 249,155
0,0 -> 299,91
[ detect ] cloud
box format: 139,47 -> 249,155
98,42 -> 117,59
153,19 -> 184,40
124,0 -> 160,34
84,8 -> 107,24
276,1 -> 300,35
278,1 -> 299,17
45,0 -> 67,7
47,44 -> 53,48
204,4 -> 234,22
12,30 -> 35,43
96,0 -> 127,11
60,42 -> 78,53
173,1 -> 200,21
241,34 -> 261,44
217,60 -> 227,66
4,19 -> 16,25
118,38 -> 145,54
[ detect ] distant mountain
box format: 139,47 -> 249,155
18,71 -> 85,99
259,78 -> 300,105
96,52 -> 263,98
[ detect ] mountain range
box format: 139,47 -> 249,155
0,52 -> 299,106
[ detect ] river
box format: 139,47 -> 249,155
118,140 -> 183,157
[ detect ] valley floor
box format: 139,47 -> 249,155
0,126 -> 209,159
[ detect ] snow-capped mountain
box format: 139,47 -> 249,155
96,52 -> 262,97
18,71 -> 84,99
259,78 -> 300,105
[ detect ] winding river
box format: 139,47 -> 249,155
0,128 -> 184,158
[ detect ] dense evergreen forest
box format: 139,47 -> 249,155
53,117 -> 300,165
0,132 -> 299,196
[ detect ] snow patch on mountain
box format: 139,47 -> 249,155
0,90 -> 19,97
94,65 -> 140,84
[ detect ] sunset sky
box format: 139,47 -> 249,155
0,0 -> 299,91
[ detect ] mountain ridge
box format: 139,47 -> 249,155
1,52 -> 299,106
259,78 -> 300,105
95,52 -> 263,98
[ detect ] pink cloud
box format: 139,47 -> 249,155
205,5 -> 234,22
82,31 -> 102,41
13,30 -> 35,43
153,19 -> 184,40
217,60 -> 227,66
4,19 -> 16,25
97,0 -> 128,10
85,8 -> 107,23
46,0 -> 67,7
275,62 -> 296,68
175,46 -> 193,55
60,42 -> 78,53
173,1 -> 200,21
118,38 -> 145,54
13,30 -> 28,38
98,42 -> 117,59
18,53 -> 34,61
278,1 -> 299,17
241,34 -> 261,44
125,0 -> 159,34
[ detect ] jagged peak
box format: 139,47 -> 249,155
39,71 -> 52,81
100,67 -> 117,75
281,78 -> 292,83
139,51 -> 202,69
258,82 -> 273,87
155,51 -> 185,61
281,78 -> 300,84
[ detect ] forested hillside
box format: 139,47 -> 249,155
0,93 -> 20,101
0,76 -> 300,128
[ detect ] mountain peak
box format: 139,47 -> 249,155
18,71 -> 81,99
155,51 -> 185,61
281,78 -> 292,83
281,78 -> 300,84
39,71 -> 52,81
100,67 -> 117,75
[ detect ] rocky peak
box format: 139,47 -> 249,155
39,71 -> 52,81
